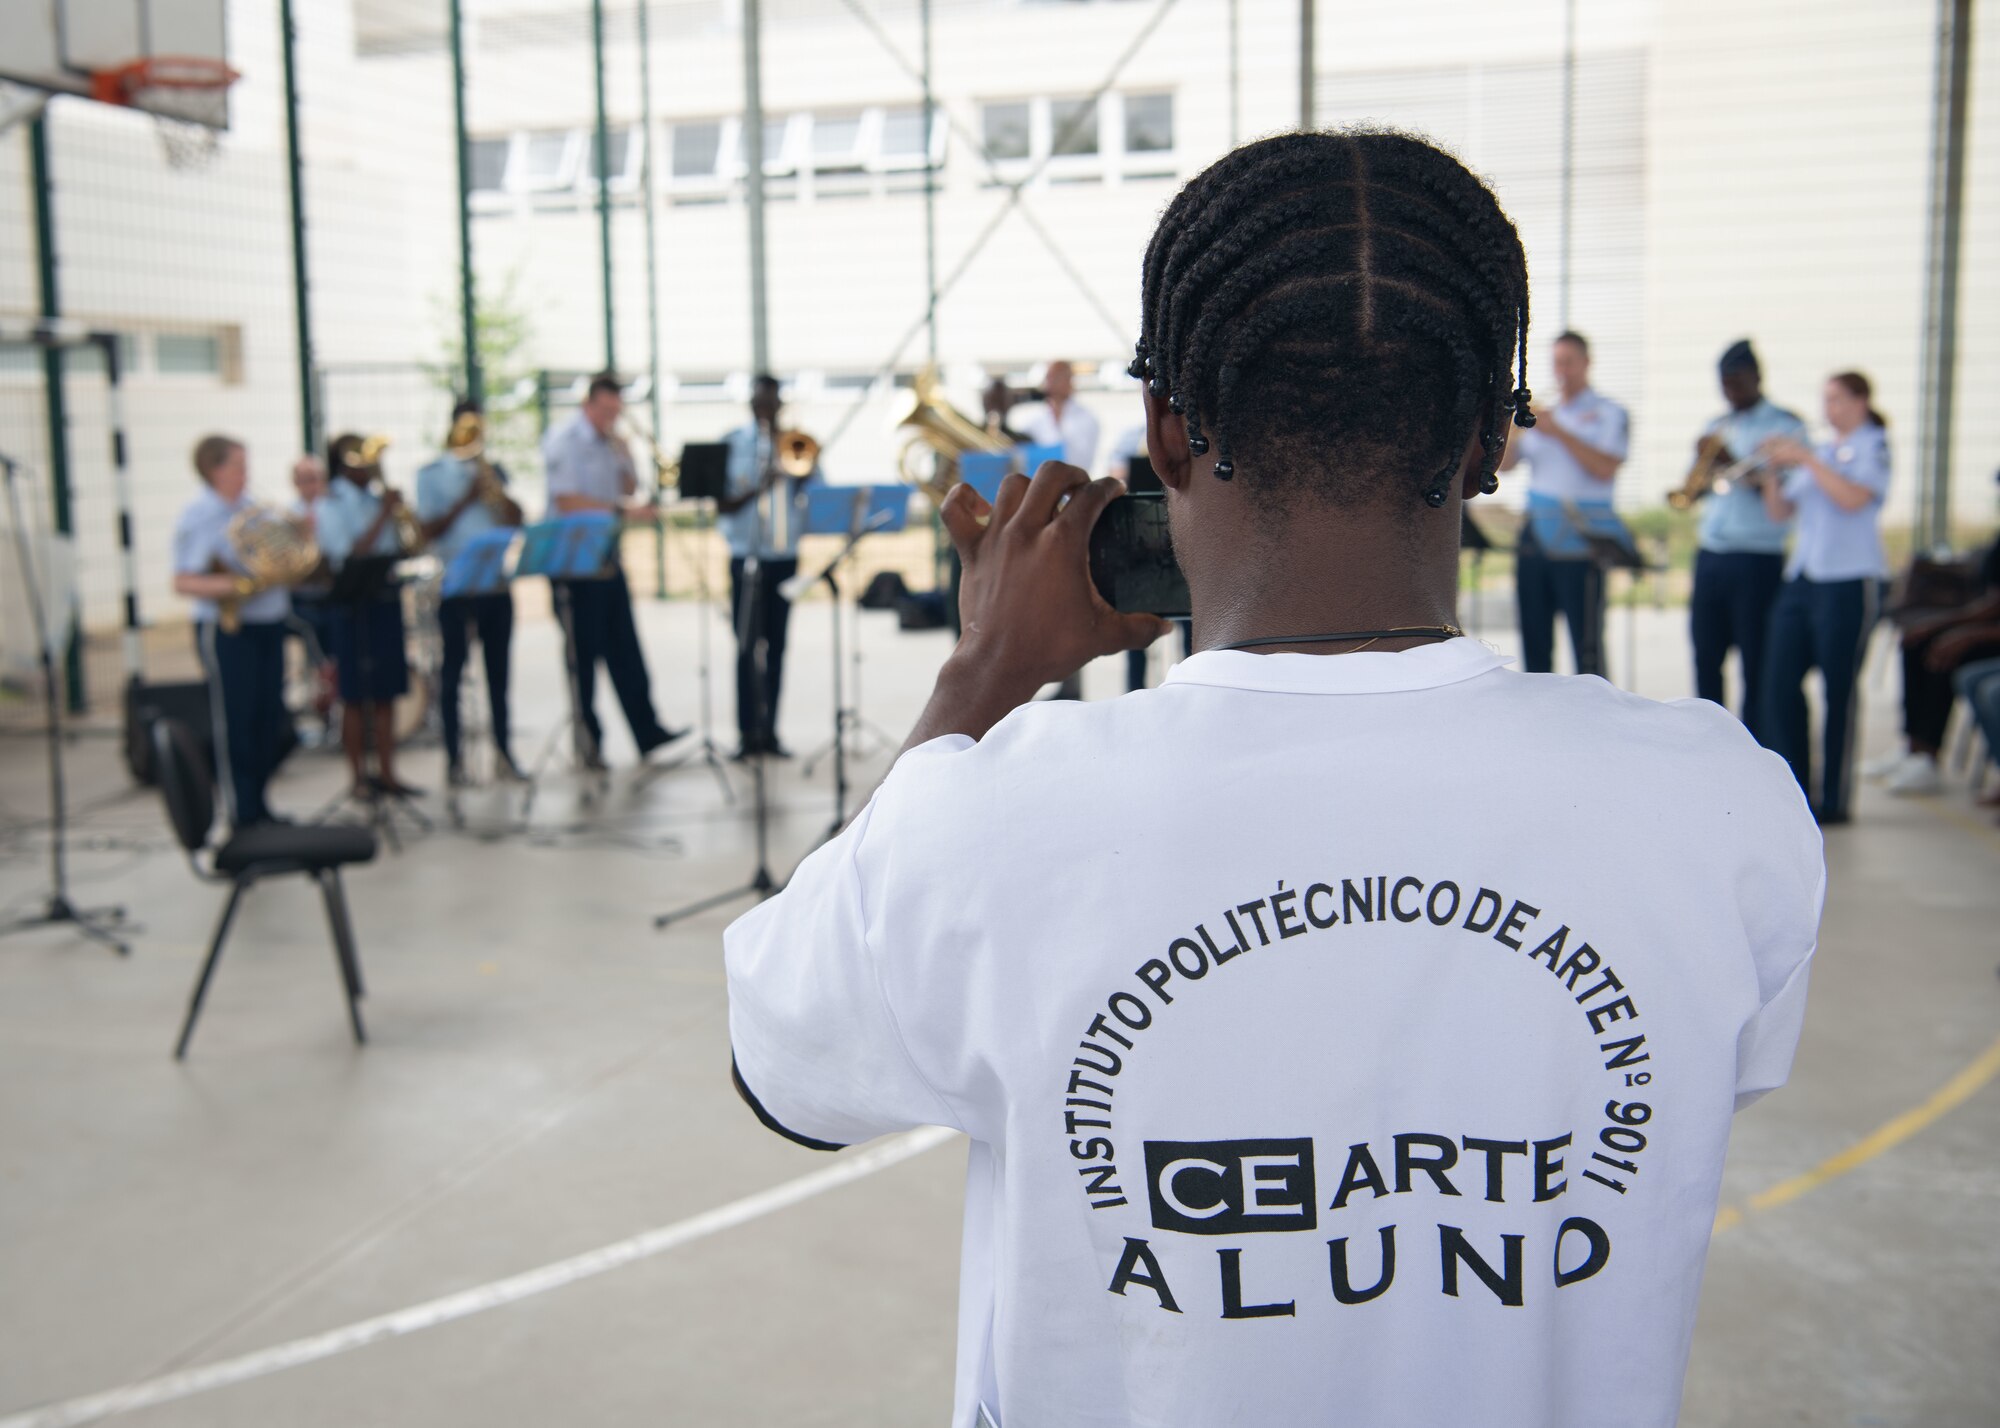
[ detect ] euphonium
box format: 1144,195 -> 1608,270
773,428 -> 820,479
448,411 -> 515,519
214,506 -> 322,634
895,369 -> 1011,501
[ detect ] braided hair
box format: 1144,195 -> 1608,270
1129,129 -> 1534,512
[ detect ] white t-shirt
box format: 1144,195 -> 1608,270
725,639 -> 1823,1428
1017,399 -> 1101,472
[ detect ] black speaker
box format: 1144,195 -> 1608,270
125,678 -> 212,785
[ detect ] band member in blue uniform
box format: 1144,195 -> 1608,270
541,373 -> 686,769
417,400 -> 526,786
315,433 -> 418,800
1688,341 -> 1807,728
171,435 -> 292,827
1756,372 -> 1891,825
720,375 -> 817,759
1495,331 -> 1629,674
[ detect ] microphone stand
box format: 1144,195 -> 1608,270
654,429 -> 784,928
792,508 -> 891,843
0,450 -> 129,955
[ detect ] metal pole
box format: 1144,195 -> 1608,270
98,334 -> 143,683
1298,0 -> 1315,131
449,0 -> 482,404
743,0 -> 771,375
1559,0 -> 1575,332
279,0 -> 318,453
637,0 -> 668,600
920,0 -> 939,365
27,116 -> 83,712
1228,0 -> 1240,148
592,0 -> 616,373
1917,0 -> 1972,550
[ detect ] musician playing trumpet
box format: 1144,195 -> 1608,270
316,432 -> 420,801
720,374 -> 818,759
1687,340 -> 1807,731
417,398 -> 527,787
171,435 -> 294,828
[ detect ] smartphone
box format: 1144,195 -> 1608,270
1089,491 -> 1190,618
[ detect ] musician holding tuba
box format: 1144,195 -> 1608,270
1686,340 -> 1808,732
416,399 -> 527,786
315,431 -> 421,800
719,373 -> 820,759
170,435 -> 298,828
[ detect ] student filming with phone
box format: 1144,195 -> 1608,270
725,131 -> 1823,1428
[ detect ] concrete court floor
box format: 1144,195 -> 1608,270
0,592 -> 1995,1427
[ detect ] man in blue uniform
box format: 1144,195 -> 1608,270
171,435 -> 292,827
719,375 -> 818,758
1688,341 -> 1806,729
1495,331 -> 1629,675
417,400 -> 525,786
541,373 -> 686,769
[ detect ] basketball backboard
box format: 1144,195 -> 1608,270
0,0 -> 232,128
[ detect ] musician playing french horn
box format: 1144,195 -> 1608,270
720,373 -> 819,760
1687,340 -> 1808,732
417,398 -> 527,786
316,431 -> 421,800
171,434 -> 297,828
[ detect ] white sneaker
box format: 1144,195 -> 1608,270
1861,748 -> 1914,781
1887,755 -> 1944,796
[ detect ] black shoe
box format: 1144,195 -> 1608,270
765,738 -> 793,759
494,753 -> 530,784
1814,807 -> 1851,827
447,762 -> 473,790
638,725 -> 692,759
730,742 -> 758,763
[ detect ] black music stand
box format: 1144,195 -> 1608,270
0,450 -> 129,955
315,553 -> 431,851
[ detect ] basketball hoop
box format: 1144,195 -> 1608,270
91,56 -> 239,171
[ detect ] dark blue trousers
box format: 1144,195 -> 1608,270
557,568 -> 669,757
729,556 -> 797,745
198,620 -> 288,827
439,591 -> 514,767
1515,544 -> 1604,676
1758,576 -> 1875,820
1691,549 -> 1786,728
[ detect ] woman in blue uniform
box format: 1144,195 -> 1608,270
1756,372 -> 1890,825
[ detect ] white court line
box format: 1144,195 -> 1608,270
1,1126 -> 959,1428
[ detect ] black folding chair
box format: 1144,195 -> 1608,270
151,719 -> 380,1059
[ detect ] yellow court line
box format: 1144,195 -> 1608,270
1713,1030 -> 2000,1236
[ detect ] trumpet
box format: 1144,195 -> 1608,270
896,369 -> 1011,502
1667,433 -> 1776,511
214,506 -> 322,634
337,432 -> 425,553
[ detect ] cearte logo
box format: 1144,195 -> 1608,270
1142,1138 -> 1317,1234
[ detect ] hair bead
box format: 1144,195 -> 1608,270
1168,393 -> 1186,415
1213,460 -> 1234,480
1478,472 -> 1499,495
1188,433 -> 1210,456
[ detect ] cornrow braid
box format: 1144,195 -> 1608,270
1132,128 -> 1532,514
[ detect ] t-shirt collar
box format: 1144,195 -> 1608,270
1162,636 -> 1510,695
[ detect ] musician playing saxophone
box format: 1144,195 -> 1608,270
170,435 -> 292,828
417,398 -> 527,787
1688,340 -> 1807,731
315,432 -> 419,800
720,374 -> 819,759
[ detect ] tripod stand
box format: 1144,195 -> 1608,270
0,451 -> 128,955
631,494 -> 733,803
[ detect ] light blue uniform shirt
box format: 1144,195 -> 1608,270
1783,423 -> 1889,582
313,478 -> 401,566
415,453 -> 508,566
541,411 -> 634,512
172,486 -> 291,625
1514,388 -> 1629,506
720,424 -> 818,561
1697,399 -> 1808,555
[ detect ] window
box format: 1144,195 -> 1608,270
1124,93 -> 1173,154
1049,97 -> 1100,157
584,126 -> 642,191
811,111 -> 867,171
879,107 -> 930,162
517,129 -> 581,190
673,121 -> 725,178
983,102 -> 1031,161
467,137 -> 511,193
155,333 -> 221,375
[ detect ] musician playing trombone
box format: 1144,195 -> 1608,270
719,374 -> 819,760
171,434 -> 292,828
1687,340 -> 1807,731
316,432 -> 419,801
417,398 -> 527,787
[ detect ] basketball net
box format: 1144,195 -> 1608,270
92,57 -> 238,172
